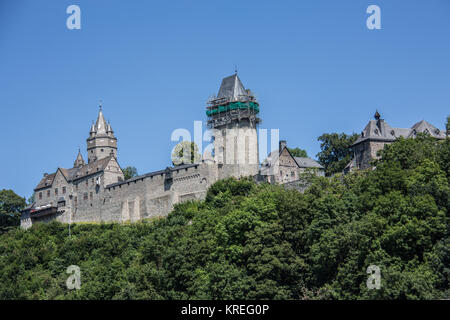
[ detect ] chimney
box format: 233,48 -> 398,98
43,173 -> 48,177
279,140 -> 287,151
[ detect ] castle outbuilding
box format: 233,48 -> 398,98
346,111 -> 446,171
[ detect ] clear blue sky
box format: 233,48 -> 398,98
1,0 -> 449,199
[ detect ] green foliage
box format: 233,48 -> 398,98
446,116 -> 449,136
0,135 -> 448,299
171,141 -> 202,166
27,194 -> 35,205
316,132 -> 358,176
288,147 -> 308,158
0,189 -> 26,234
122,166 -> 138,180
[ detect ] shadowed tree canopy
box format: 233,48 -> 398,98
288,147 -> 308,158
122,166 -> 138,180
316,133 -> 358,176
0,189 -> 26,234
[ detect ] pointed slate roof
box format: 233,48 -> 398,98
74,150 -> 85,168
217,73 -> 249,101
94,107 -> 108,135
408,120 -> 445,139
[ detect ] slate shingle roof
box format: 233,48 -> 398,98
353,118 -> 445,146
294,157 -> 324,169
34,156 -> 114,191
217,74 -> 249,101
261,148 -> 324,169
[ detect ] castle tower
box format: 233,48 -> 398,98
207,73 -> 260,178
87,105 -> 117,163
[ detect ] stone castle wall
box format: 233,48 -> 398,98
23,162 -> 219,228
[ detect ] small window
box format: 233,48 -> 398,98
74,196 -> 78,206
83,193 -> 88,200
39,192 -> 42,200
291,171 -> 295,177
101,149 -> 104,152
47,190 -> 50,197
90,192 -> 93,200
92,178 -> 94,184
62,187 -> 66,194
55,188 -> 58,196
86,180 -> 88,186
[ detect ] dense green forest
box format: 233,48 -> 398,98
0,134 -> 448,299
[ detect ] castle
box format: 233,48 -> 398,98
20,74 -> 323,229
21,75 -> 445,229
346,111 -> 446,171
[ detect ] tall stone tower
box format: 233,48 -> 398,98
87,106 -> 117,163
207,73 -> 260,179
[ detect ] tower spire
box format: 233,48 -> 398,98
74,148 -> 85,168
86,103 -> 118,163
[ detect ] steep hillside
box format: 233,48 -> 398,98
0,135 -> 448,300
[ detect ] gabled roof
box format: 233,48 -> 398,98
35,173 -> 56,190
70,156 -> 115,181
261,146 -> 324,170
34,156 -> 116,191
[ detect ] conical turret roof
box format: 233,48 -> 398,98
74,149 -> 85,168
94,107 -> 108,135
